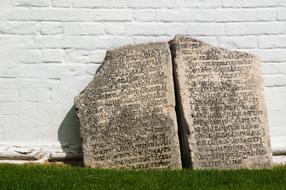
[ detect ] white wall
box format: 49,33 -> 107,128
0,0 -> 286,157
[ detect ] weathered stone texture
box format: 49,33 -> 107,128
171,35 -> 272,169
75,43 -> 181,169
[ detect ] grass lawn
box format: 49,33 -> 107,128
0,164 -> 286,190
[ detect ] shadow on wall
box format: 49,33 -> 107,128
58,105 -> 83,160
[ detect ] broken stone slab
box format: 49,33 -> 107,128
171,35 -> 273,169
75,42 -> 182,169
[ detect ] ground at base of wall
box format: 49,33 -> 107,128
0,164 -> 286,190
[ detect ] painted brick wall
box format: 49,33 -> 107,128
0,0 -> 286,156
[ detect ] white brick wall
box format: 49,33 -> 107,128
0,0 -> 286,156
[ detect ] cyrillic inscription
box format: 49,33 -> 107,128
75,43 -> 181,169
171,35 -> 272,169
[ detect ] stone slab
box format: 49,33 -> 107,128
171,35 -> 273,169
75,43 -> 181,169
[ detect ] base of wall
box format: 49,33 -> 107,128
1,144 -> 286,166
0,144 -> 82,163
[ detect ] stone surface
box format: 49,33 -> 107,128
171,35 -> 273,169
75,43 -> 181,169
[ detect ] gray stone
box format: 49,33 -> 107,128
171,35 -> 273,169
75,42 -> 182,169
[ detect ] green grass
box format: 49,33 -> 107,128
0,164 -> 286,190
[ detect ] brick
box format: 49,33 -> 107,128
245,22 -> 285,35
17,64 -> 85,79
155,9 -> 215,22
222,0 -> 243,7
0,116 -> 18,129
63,22 -> 104,35
35,36 -> 63,48
70,9 -> 132,21
265,87 -> 286,111
38,35 -> 131,50
132,36 -> 155,44
0,35 -> 36,48
73,0 -> 127,8
258,35 -> 286,48
261,63 -> 281,75
30,8 -> 71,21
89,50 -> 107,63
19,49 -> 42,63
50,76 -> 92,102
17,79 -> 50,102
186,23 -> 225,36
165,0 -> 221,8
62,36 -> 132,49
17,102 -> 49,130
279,0 -> 286,6
227,22 -> 286,36
218,36 -> 257,49
52,0 -> 72,7
242,0 -> 278,7
128,0 -> 164,8
248,49 -> 286,62
0,0 -> 10,7
262,62 -> 286,75
0,89 -> 19,102
263,75 -> 286,87
278,63 -> 286,74
256,8 -> 277,21
125,23 -> 166,35
216,9 -> 256,22
84,64 -> 101,75
42,49 -> 64,63
184,0 -> 221,8
64,49 -> 91,63
17,64 -> 48,78
0,22 -> 40,35
12,0 -> 49,7
163,0 -> 182,8
40,22 -> 62,35
38,127 -> 60,144
278,8 -> 286,20
0,8 -> 29,21
0,78 -> 17,89
0,102 -> 20,115
104,23 -> 125,35
226,23 -> 246,35
0,66 -> 18,78
133,10 -> 156,22
165,23 -> 186,35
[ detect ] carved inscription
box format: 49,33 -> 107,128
75,43 -> 181,169
171,35 -> 272,169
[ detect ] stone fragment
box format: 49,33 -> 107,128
171,35 -> 272,169
75,43 -> 181,169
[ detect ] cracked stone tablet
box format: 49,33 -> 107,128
75,42 -> 181,169
171,35 -> 272,169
